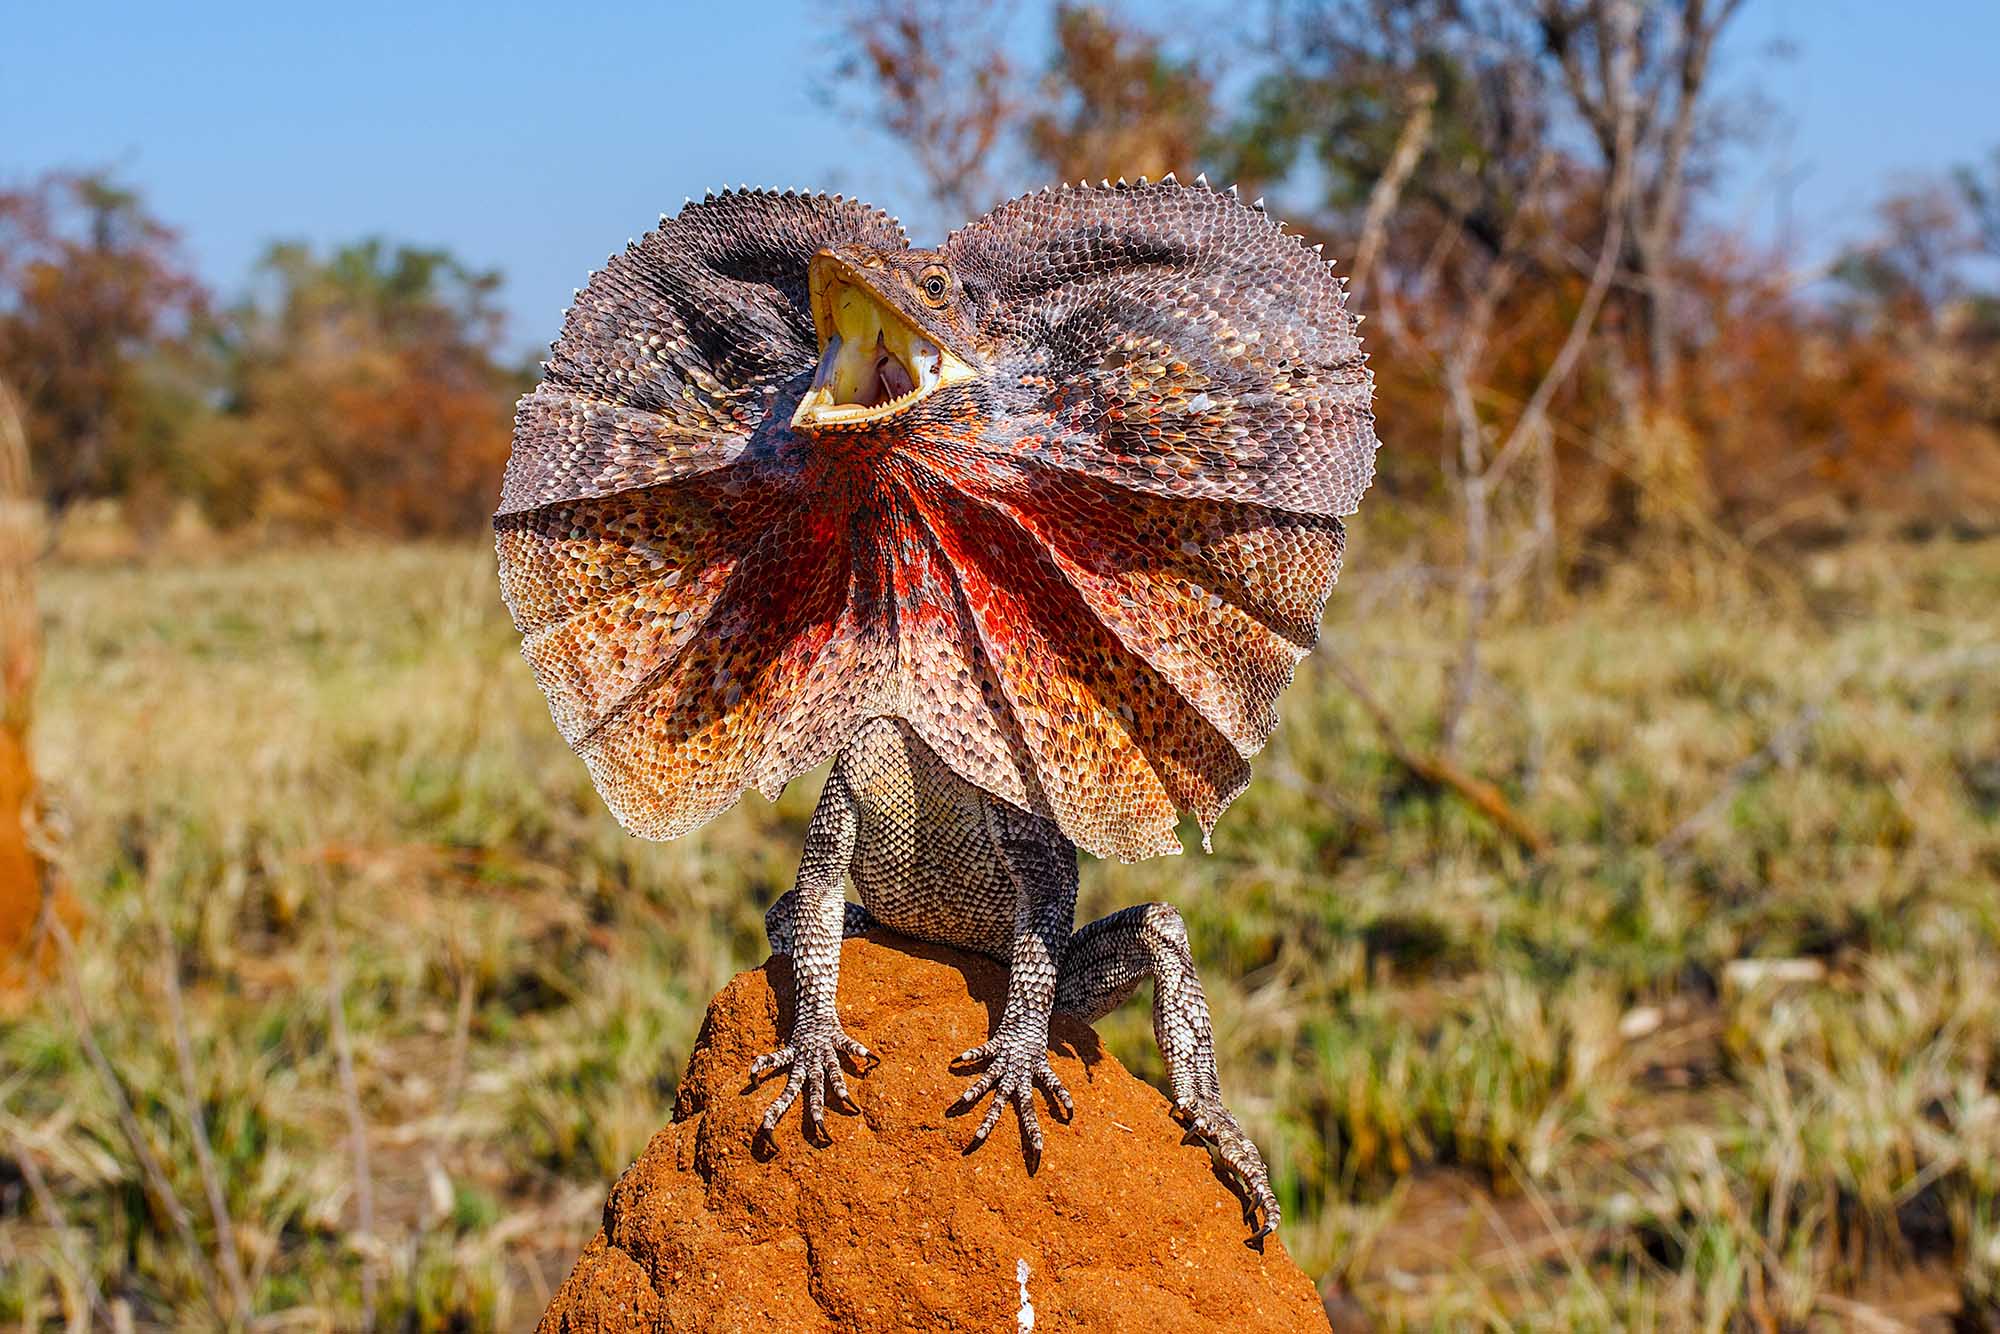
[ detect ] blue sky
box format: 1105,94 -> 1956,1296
6,1 -> 1997,356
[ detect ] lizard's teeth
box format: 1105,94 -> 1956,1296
912,338 -> 942,392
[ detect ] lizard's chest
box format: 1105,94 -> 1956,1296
844,763 -> 1018,960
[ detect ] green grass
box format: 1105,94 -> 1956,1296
3,534 -> 1998,1329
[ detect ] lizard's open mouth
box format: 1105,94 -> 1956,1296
792,255 -> 975,430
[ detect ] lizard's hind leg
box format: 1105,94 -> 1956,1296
1056,903 -> 1280,1238
762,893 -> 876,957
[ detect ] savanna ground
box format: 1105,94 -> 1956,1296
3,529 -> 1998,1331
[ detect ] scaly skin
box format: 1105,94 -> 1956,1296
496,179 -> 1379,1238
753,718 -> 1279,1235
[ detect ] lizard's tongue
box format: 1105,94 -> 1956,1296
818,333 -> 879,406
820,281 -> 925,408
876,341 -> 915,400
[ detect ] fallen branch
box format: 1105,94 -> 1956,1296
1651,639 -> 1946,867
1325,653 -> 1551,858
1404,748 -> 1553,860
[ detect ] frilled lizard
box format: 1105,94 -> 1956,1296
496,179 -> 1377,1238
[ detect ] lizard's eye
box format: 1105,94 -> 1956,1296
918,268 -> 950,307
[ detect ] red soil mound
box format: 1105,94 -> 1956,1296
0,726 -> 62,995
538,934 -> 1329,1332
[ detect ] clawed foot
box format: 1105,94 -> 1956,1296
1175,1096 -> 1281,1239
750,1019 -> 873,1143
951,1031 -> 1073,1168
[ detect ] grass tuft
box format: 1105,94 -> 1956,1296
5,534 -> 1998,1328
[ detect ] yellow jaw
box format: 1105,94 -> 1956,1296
792,257 -> 976,430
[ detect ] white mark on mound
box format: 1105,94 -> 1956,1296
1017,1258 -> 1035,1331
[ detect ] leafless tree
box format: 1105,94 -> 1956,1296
1023,4 -> 1215,186
824,0 -> 1022,222
1538,0 -> 1749,396
1437,0 -> 1638,750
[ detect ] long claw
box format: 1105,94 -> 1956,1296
972,1092 -> 1007,1145
751,1016 -> 871,1141
805,1066 -> 826,1136
1175,1094 -> 1281,1239
761,1073 -> 802,1132
957,1067 -> 1000,1107
1036,1064 -> 1075,1119
750,1046 -> 794,1081
952,1032 -> 1065,1172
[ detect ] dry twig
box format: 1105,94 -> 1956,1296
158,922 -> 254,1320
43,903 -> 231,1326
1657,704 -> 1822,860
6,1122 -> 105,1330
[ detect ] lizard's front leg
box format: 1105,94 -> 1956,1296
1056,902 -> 1280,1237
752,769 -> 873,1143
953,803 -> 1077,1168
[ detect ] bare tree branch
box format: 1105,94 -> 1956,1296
1351,81 -> 1436,294
1441,0 -> 1638,750
1486,16 -> 1637,492
829,0 -> 1020,222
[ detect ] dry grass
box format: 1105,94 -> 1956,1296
2,532 -> 1997,1330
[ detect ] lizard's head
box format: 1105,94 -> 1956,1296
790,243 -> 981,432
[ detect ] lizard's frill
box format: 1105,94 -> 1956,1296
496,183 -> 1377,862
